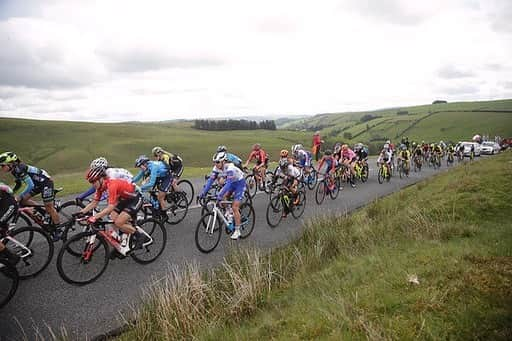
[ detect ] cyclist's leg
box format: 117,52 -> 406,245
157,174 -> 173,210
40,181 -> 60,225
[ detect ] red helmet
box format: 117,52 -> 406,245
85,167 -> 106,183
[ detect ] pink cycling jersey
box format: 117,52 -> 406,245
341,148 -> 356,160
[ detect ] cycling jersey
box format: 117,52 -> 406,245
215,163 -> 246,202
94,178 -> 137,205
378,150 -> 392,164
341,148 -> 356,162
10,163 -> 51,197
317,155 -> 336,173
355,149 -> 368,161
247,149 -> 268,166
133,161 -> 171,192
296,149 -> 312,167
275,164 -> 301,179
226,153 -> 243,168
77,168 -> 133,201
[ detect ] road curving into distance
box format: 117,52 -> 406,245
0,156 -> 483,340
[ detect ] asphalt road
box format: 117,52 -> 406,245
0,157 -> 473,340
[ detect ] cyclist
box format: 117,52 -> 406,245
397,144 -> 411,174
384,140 -> 396,168
447,144 -> 455,162
279,149 -> 294,165
200,152 -> 246,240
243,143 -> 269,190
316,150 -> 337,190
216,145 -> 243,170
333,142 -> 342,161
79,167 -> 148,255
76,157 -> 133,204
377,144 -> 392,176
412,142 -> 423,168
292,144 -> 314,184
0,152 -> 62,230
0,182 -> 20,266
152,146 -> 183,192
341,144 -> 357,188
274,158 -> 301,213
422,141 -> 430,161
354,143 -> 368,166
132,155 -> 171,215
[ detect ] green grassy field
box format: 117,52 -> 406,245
281,99 -> 512,149
117,152 -> 512,340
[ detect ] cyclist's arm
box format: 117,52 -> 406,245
199,171 -> 218,197
18,175 -> 34,199
132,170 -> 145,184
140,169 -> 157,192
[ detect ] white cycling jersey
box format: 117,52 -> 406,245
276,165 -> 301,179
222,162 -> 245,182
106,168 -> 133,182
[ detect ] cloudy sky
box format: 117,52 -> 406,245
0,0 -> 511,122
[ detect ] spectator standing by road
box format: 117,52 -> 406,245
312,131 -> 323,162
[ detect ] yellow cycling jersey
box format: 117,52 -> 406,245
400,150 -> 411,160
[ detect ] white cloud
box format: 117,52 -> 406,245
0,0 -> 510,121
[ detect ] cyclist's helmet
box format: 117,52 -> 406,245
386,140 -> 391,144
292,144 -> 303,154
324,149 -> 332,156
280,149 -> 289,158
354,143 -> 363,151
0,152 -> 18,165
253,143 -> 261,150
152,146 -> 164,156
400,144 -> 407,150
135,155 -> 150,167
90,157 -> 108,170
412,142 -> 417,148
279,158 -> 289,169
213,152 -> 227,163
86,167 -> 106,183
383,143 -> 390,150
217,145 -> 227,153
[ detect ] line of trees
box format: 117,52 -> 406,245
193,119 -> 277,131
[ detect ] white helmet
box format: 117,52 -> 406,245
385,140 -> 391,144
213,152 -> 227,163
90,157 -> 108,170
384,143 -> 390,150
292,144 -> 303,154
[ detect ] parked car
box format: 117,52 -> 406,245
480,141 -> 500,155
460,142 -> 481,157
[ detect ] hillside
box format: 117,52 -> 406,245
282,99 -> 512,150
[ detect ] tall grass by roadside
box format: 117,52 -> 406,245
117,153 -> 512,340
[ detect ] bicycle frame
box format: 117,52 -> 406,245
203,201 -> 231,234
1,235 -> 32,260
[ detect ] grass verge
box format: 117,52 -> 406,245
117,152 -> 512,340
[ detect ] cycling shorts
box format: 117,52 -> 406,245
156,174 -> 173,192
114,193 -> 143,218
170,160 -> 184,178
256,158 -> 269,167
29,180 -> 55,203
217,179 -> 246,202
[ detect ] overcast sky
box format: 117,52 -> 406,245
0,0 -> 511,122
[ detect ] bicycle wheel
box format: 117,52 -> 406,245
399,162 -> 403,179
6,226 -> 54,279
361,165 -> 369,183
176,179 -> 194,206
378,167 -> 384,184
239,202 -> 255,239
0,259 -> 19,308
263,171 -> 274,194
266,195 -> 283,227
195,212 -> 222,253
165,192 -> 189,225
307,169 -> 317,190
245,175 -> 257,198
329,179 -> 340,200
12,212 -> 32,229
315,181 -> 326,205
57,231 -> 109,285
291,190 -> 306,219
131,218 -> 166,264
59,200 -> 85,244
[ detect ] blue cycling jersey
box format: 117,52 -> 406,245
133,161 -> 170,191
10,163 -> 51,198
226,153 -> 242,166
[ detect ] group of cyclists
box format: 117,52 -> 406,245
0,135 -> 476,305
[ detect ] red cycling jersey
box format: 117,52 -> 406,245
247,149 -> 268,164
94,178 -> 136,205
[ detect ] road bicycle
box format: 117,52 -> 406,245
266,184 -> 306,227
377,162 -> 391,184
175,178 -> 194,206
413,155 -> 422,172
315,173 -> 339,205
198,176 -> 253,217
0,259 -> 19,308
56,215 -> 166,285
141,189 -> 189,225
353,160 -> 369,183
397,159 -> 410,178
244,167 -> 274,198
195,199 -> 255,253
301,165 -> 318,190
446,152 -> 454,167
1,221 -> 53,279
